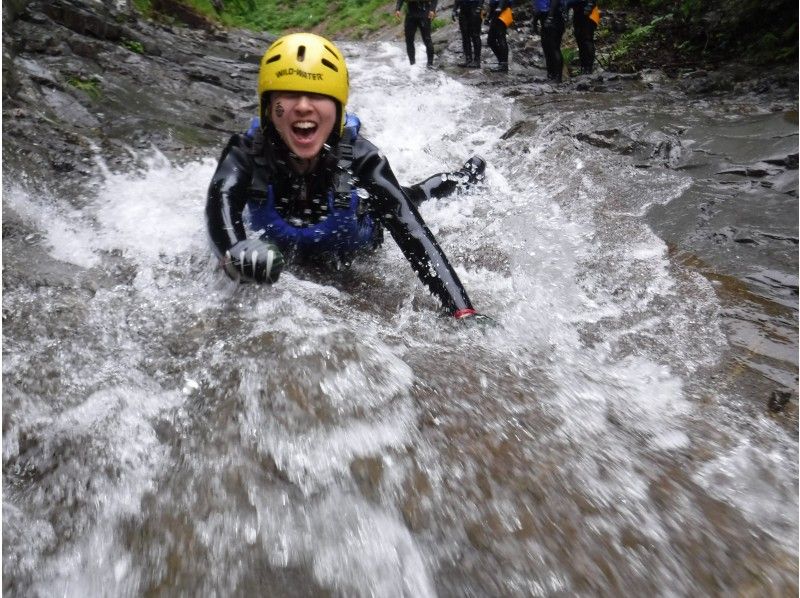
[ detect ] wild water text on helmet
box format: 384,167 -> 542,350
275,68 -> 324,81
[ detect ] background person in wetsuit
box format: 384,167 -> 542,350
395,0 -> 438,67
533,0 -> 565,82
565,0 -> 598,74
206,32 -> 490,322
486,0 -> 512,72
453,0 -> 483,68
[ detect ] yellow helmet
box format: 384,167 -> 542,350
258,33 -> 349,136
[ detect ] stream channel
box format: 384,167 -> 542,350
3,31 -> 798,597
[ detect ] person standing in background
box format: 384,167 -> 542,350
395,0 -> 438,68
565,0 -> 599,73
486,0 -> 513,72
453,0 -> 484,68
533,0 -> 565,82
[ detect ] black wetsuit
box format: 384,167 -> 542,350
487,0 -> 511,68
206,129 -> 475,315
456,0 -> 483,66
570,0 -> 596,73
396,0 -> 437,66
536,0 -> 564,81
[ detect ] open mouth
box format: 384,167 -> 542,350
292,121 -> 318,141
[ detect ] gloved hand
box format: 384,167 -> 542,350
223,237 -> 284,283
584,0 -> 595,16
460,155 -> 486,185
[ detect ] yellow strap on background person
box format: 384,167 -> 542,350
499,7 -> 513,26
589,5 -> 600,25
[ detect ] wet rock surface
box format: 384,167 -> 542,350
3,0 -> 272,185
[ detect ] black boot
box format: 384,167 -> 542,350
458,56 -> 473,67
468,58 -> 481,69
491,62 -> 508,73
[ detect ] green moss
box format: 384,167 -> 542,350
431,17 -> 447,31
122,39 -> 145,54
67,77 -> 101,99
132,0 -> 153,17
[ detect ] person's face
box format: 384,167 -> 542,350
269,91 -> 337,160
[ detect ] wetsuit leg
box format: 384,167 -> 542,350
418,12 -> 435,65
458,11 -> 473,63
404,13 -> 418,64
488,17 -> 509,64
539,11 -> 565,81
467,5 -> 482,65
487,13 -> 497,58
573,4 -> 596,73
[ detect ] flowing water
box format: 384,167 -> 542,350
3,41 -> 798,596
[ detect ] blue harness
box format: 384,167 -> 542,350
245,114 -> 376,256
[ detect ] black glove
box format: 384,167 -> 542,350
461,155 -> 486,185
223,237 -> 284,283
584,0 -> 595,16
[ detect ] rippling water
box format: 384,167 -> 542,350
3,41 -> 797,596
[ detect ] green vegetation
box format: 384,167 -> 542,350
67,76 -> 101,99
156,0 -> 396,37
602,0 -> 797,68
122,39 -> 145,53
606,15 -> 666,65
132,0 -> 153,17
132,0 -> 796,67
561,46 -> 577,67
431,17 -> 447,32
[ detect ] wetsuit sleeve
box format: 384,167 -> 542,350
403,175 -> 459,206
205,134 -> 253,259
352,137 -> 474,315
395,0 -> 404,10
